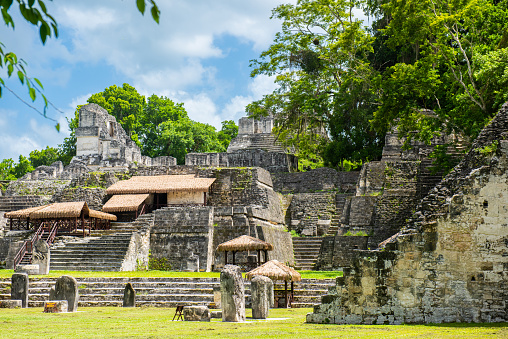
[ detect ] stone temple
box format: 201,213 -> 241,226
0,102 -> 507,323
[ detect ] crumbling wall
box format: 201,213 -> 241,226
150,206 -> 214,272
287,193 -> 336,236
307,103 -> 508,324
272,167 -> 359,194
315,235 -> 369,270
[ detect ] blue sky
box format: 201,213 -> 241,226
0,1 -> 296,161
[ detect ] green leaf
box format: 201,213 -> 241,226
40,22 -> 48,44
34,77 -> 44,89
17,70 -> 24,84
150,4 -> 160,24
28,0 -> 36,7
7,64 -> 13,77
55,123 -> 60,132
136,0 -> 146,14
0,85 -> 2,98
29,87 -> 36,101
38,0 -> 47,14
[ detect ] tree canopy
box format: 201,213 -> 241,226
249,0 -> 508,170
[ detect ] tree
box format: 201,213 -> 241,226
29,146 -> 60,168
0,0 -> 160,128
217,120 -> 238,150
248,0 -> 384,169
0,158 -> 16,180
12,155 -> 34,178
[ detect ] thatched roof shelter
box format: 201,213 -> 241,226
245,260 -> 301,282
102,194 -> 150,212
4,202 -> 117,221
216,235 -> 274,252
106,175 -> 216,194
217,235 -> 273,267
245,260 -> 301,308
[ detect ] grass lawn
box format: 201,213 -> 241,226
0,307 -> 506,338
0,269 -> 342,280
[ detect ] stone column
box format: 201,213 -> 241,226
54,276 -> 79,312
251,275 -> 273,319
220,265 -> 245,322
32,240 -> 50,275
123,283 -> 136,307
11,273 -> 28,308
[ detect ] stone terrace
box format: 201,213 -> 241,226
0,277 -> 335,308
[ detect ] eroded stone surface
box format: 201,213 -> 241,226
307,102 -> 508,324
32,240 -> 50,275
0,300 -> 22,308
44,300 -> 68,313
54,275 -> 79,312
123,283 -> 135,307
220,265 -> 245,322
251,275 -> 273,319
11,273 -> 28,308
183,306 -> 211,321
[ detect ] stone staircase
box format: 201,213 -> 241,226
326,194 -> 352,236
0,195 -> 46,212
0,277 -> 335,308
49,233 -> 133,271
292,237 -> 323,270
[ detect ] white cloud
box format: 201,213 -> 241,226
180,93 -> 221,128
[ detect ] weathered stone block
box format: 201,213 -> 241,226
32,240 -> 50,275
11,273 -> 28,308
0,300 -> 22,308
211,310 -> 222,319
54,275 -> 79,312
44,300 -> 68,313
123,283 -> 135,307
251,275 -> 273,319
220,265 -> 245,322
15,264 -> 39,275
183,306 -> 211,321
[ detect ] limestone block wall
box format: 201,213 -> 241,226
5,180 -> 71,197
50,187 -> 107,211
315,235 -> 369,270
272,167 -> 359,194
307,103 -> 508,324
150,206 -> 214,272
287,193 -> 336,236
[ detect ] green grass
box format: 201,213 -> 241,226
0,270 -> 342,280
0,307 -> 505,338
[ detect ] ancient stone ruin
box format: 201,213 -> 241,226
307,103 -> 508,324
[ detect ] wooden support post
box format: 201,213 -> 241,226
257,250 -> 261,267
285,281 -> 288,308
224,251 -> 228,265
291,281 -> 294,308
232,251 -> 236,265
264,250 -> 268,263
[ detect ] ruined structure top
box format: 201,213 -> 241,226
75,103 -> 176,169
227,113 -> 285,153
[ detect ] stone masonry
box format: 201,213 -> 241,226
307,102 -> 508,324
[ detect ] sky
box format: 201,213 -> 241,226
0,0 -> 298,161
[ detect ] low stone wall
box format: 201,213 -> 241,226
150,206 -> 214,272
51,187 -> 107,211
185,149 -> 298,173
5,179 -> 71,197
272,168 -> 359,194
314,235 -> 369,270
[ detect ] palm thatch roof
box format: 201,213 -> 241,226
245,260 -> 301,282
106,175 -> 216,195
4,204 -> 48,219
4,202 -> 117,221
216,235 -> 274,252
102,194 -> 150,212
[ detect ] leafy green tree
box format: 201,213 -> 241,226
217,120 -> 238,150
29,146 -> 60,168
248,0 -> 384,169
160,118 -> 223,164
12,155 -> 34,178
0,158 -> 16,180
0,1 -> 160,128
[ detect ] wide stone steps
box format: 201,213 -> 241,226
0,195 -> 46,212
292,237 -> 323,270
0,277 -> 335,308
49,233 -> 132,271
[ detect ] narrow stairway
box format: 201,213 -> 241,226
292,237 -> 323,270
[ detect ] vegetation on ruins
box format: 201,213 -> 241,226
0,0 -> 160,128
249,0 -> 508,170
